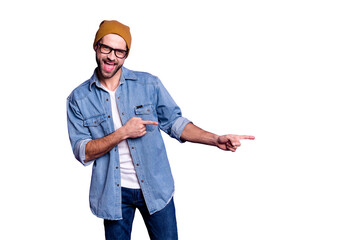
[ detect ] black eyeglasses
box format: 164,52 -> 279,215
97,43 -> 128,59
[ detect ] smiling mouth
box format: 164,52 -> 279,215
103,61 -> 116,72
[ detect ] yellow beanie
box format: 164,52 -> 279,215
93,20 -> 132,54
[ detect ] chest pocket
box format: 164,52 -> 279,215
134,104 -> 157,132
84,114 -> 107,127
135,104 -> 153,115
83,114 -> 108,138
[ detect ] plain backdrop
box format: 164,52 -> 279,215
1,0 -> 359,239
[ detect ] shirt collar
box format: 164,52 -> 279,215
89,66 -> 138,91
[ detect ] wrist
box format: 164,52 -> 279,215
116,126 -> 129,141
213,134 -> 220,146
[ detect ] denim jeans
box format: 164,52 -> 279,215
104,187 -> 178,240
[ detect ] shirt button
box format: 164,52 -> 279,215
106,98 -> 109,101
141,180 -> 144,183
116,166 -> 119,169
117,184 -> 120,187
122,112 -> 125,115
131,146 -> 135,149
136,163 -> 139,166
118,97 -> 120,99
108,115 -> 111,118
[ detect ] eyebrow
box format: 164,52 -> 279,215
100,43 -> 127,52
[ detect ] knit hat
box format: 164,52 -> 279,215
93,20 -> 132,54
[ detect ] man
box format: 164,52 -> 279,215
67,20 -> 254,240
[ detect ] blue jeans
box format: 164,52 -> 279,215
104,187 -> 178,240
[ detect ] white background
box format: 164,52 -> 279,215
1,0 -> 359,239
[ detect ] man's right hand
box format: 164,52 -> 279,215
122,117 -> 158,139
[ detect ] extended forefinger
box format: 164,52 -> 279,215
238,135 -> 255,140
141,120 -> 159,125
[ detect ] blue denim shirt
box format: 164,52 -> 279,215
67,67 -> 191,220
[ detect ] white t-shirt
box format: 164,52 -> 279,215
106,87 -> 141,189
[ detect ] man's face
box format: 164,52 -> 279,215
95,34 -> 127,80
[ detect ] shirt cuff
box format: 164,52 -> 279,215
170,117 -> 192,143
74,139 -> 93,166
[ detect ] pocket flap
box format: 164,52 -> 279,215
134,104 -> 153,115
83,114 -> 107,127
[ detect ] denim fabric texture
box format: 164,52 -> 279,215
104,187 -> 178,240
67,67 -> 191,220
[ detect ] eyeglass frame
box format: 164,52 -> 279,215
97,43 -> 128,59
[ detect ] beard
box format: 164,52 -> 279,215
96,56 -> 123,80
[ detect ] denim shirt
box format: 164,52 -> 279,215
67,67 -> 191,220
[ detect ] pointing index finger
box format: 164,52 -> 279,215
141,120 -> 159,125
239,135 -> 255,140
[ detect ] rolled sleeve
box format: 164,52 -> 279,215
74,139 -> 93,166
67,97 -> 94,166
155,78 -> 192,141
170,117 -> 192,143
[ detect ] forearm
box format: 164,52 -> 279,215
85,127 -> 128,162
180,123 -> 219,146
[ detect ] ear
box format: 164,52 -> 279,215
124,46 -> 129,58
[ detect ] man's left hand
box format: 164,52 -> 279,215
216,134 -> 255,152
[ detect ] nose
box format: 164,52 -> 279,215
107,50 -> 116,60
